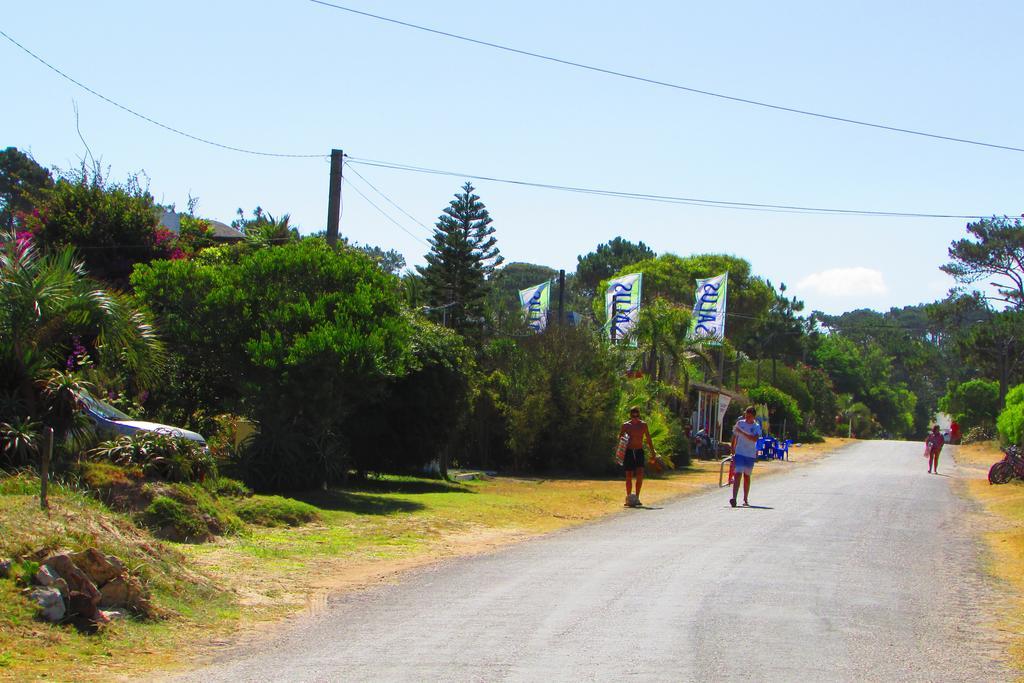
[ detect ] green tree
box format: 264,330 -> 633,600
490,326 -> 624,474
486,262 -> 558,334
603,253 -> 774,346
574,237 -> 654,298
633,298 -> 710,386
747,385 -> 802,439
133,240 -> 412,489
358,244 -> 406,275
417,182 -> 503,335
232,207 -> 299,247
22,167 -> 167,287
811,334 -> 869,396
939,378 -> 1000,431
349,315 -> 474,478
0,147 -> 53,229
942,216 -> 1024,309
747,281 -> 805,384
997,383 -> 1024,446
955,310 -> 1024,406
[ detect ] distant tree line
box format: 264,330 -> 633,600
3,145 -> 1023,490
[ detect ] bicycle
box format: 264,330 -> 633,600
988,444 -> 1024,485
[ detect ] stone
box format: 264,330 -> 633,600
53,578 -> 69,599
34,565 -> 61,587
69,548 -> 123,586
29,587 -> 66,622
0,558 -> 11,579
99,575 -> 146,610
68,590 -> 100,621
44,554 -> 100,616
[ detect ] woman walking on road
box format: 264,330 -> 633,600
925,424 -> 945,474
729,406 -> 762,507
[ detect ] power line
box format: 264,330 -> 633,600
0,29 -> 326,159
347,156 -> 1005,219
307,0 -> 1024,155
343,162 -> 433,231
343,176 -> 431,247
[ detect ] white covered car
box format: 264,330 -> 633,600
78,391 -> 207,445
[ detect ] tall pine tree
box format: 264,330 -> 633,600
417,182 -> 503,334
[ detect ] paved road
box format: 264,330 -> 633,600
175,441 -> 1009,682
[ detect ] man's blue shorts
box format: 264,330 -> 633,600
733,454 -> 756,475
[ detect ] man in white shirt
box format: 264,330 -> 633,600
729,406 -> 762,508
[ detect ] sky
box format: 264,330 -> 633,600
3,1 -> 1022,314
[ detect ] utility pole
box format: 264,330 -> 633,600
557,270 -> 565,326
326,148 -> 344,246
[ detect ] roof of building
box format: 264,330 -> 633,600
158,210 -> 246,242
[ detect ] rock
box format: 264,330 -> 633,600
68,590 -> 100,621
0,558 -> 11,579
53,578 -> 69,599
29,587 -> 66,622
43,554 -> 100,616
99,575 -> 147,611
69,548 -> 123,586
34,565 -> 61,587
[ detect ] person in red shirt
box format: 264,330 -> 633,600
925,425 -> 945,474
950,420 -> 961,445
618,406 -> 657,507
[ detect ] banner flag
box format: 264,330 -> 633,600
717,393 -> 732,442
605,273 -> 643,346
688,272 -> 729,344
518,280 -> 552,333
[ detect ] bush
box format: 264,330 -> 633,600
963,424 -> 997,444
997,384 -> 1024,446
144,496 -> 208,540
202,476 -> 251,498
746,386 -> 803,439
234,496 -> 319,527
77,461 -> 144,489
133,239 -> 413,491
90,433 -> 216,482
939,379 -> 1000,431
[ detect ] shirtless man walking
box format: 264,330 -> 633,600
618,406 -> 657,507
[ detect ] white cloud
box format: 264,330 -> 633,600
795,267 -> 887,297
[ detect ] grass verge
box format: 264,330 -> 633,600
953,441 -> 1024,674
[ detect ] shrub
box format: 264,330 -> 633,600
77,461 -> 144,489
202,476 -> 252,498
234,496 -> 320,527
939,379 -> 1000,431
746,386 -> 803,439
963,424 -> 997,444
0,417 -> 40,469
90,432 -> 216,482
997,384 -> 1024,446
144,496 -> 208,540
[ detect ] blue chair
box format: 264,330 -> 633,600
774,439 -> 791,460
755,437 -> 766,459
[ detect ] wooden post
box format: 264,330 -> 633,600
326,148 -> 344,246
40,427 -> 53,510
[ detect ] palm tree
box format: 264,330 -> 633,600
633,299 -> 713,387
246,212 -> 298,247
0,230 -> 164,435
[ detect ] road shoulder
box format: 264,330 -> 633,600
952,441 -> 1024,675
